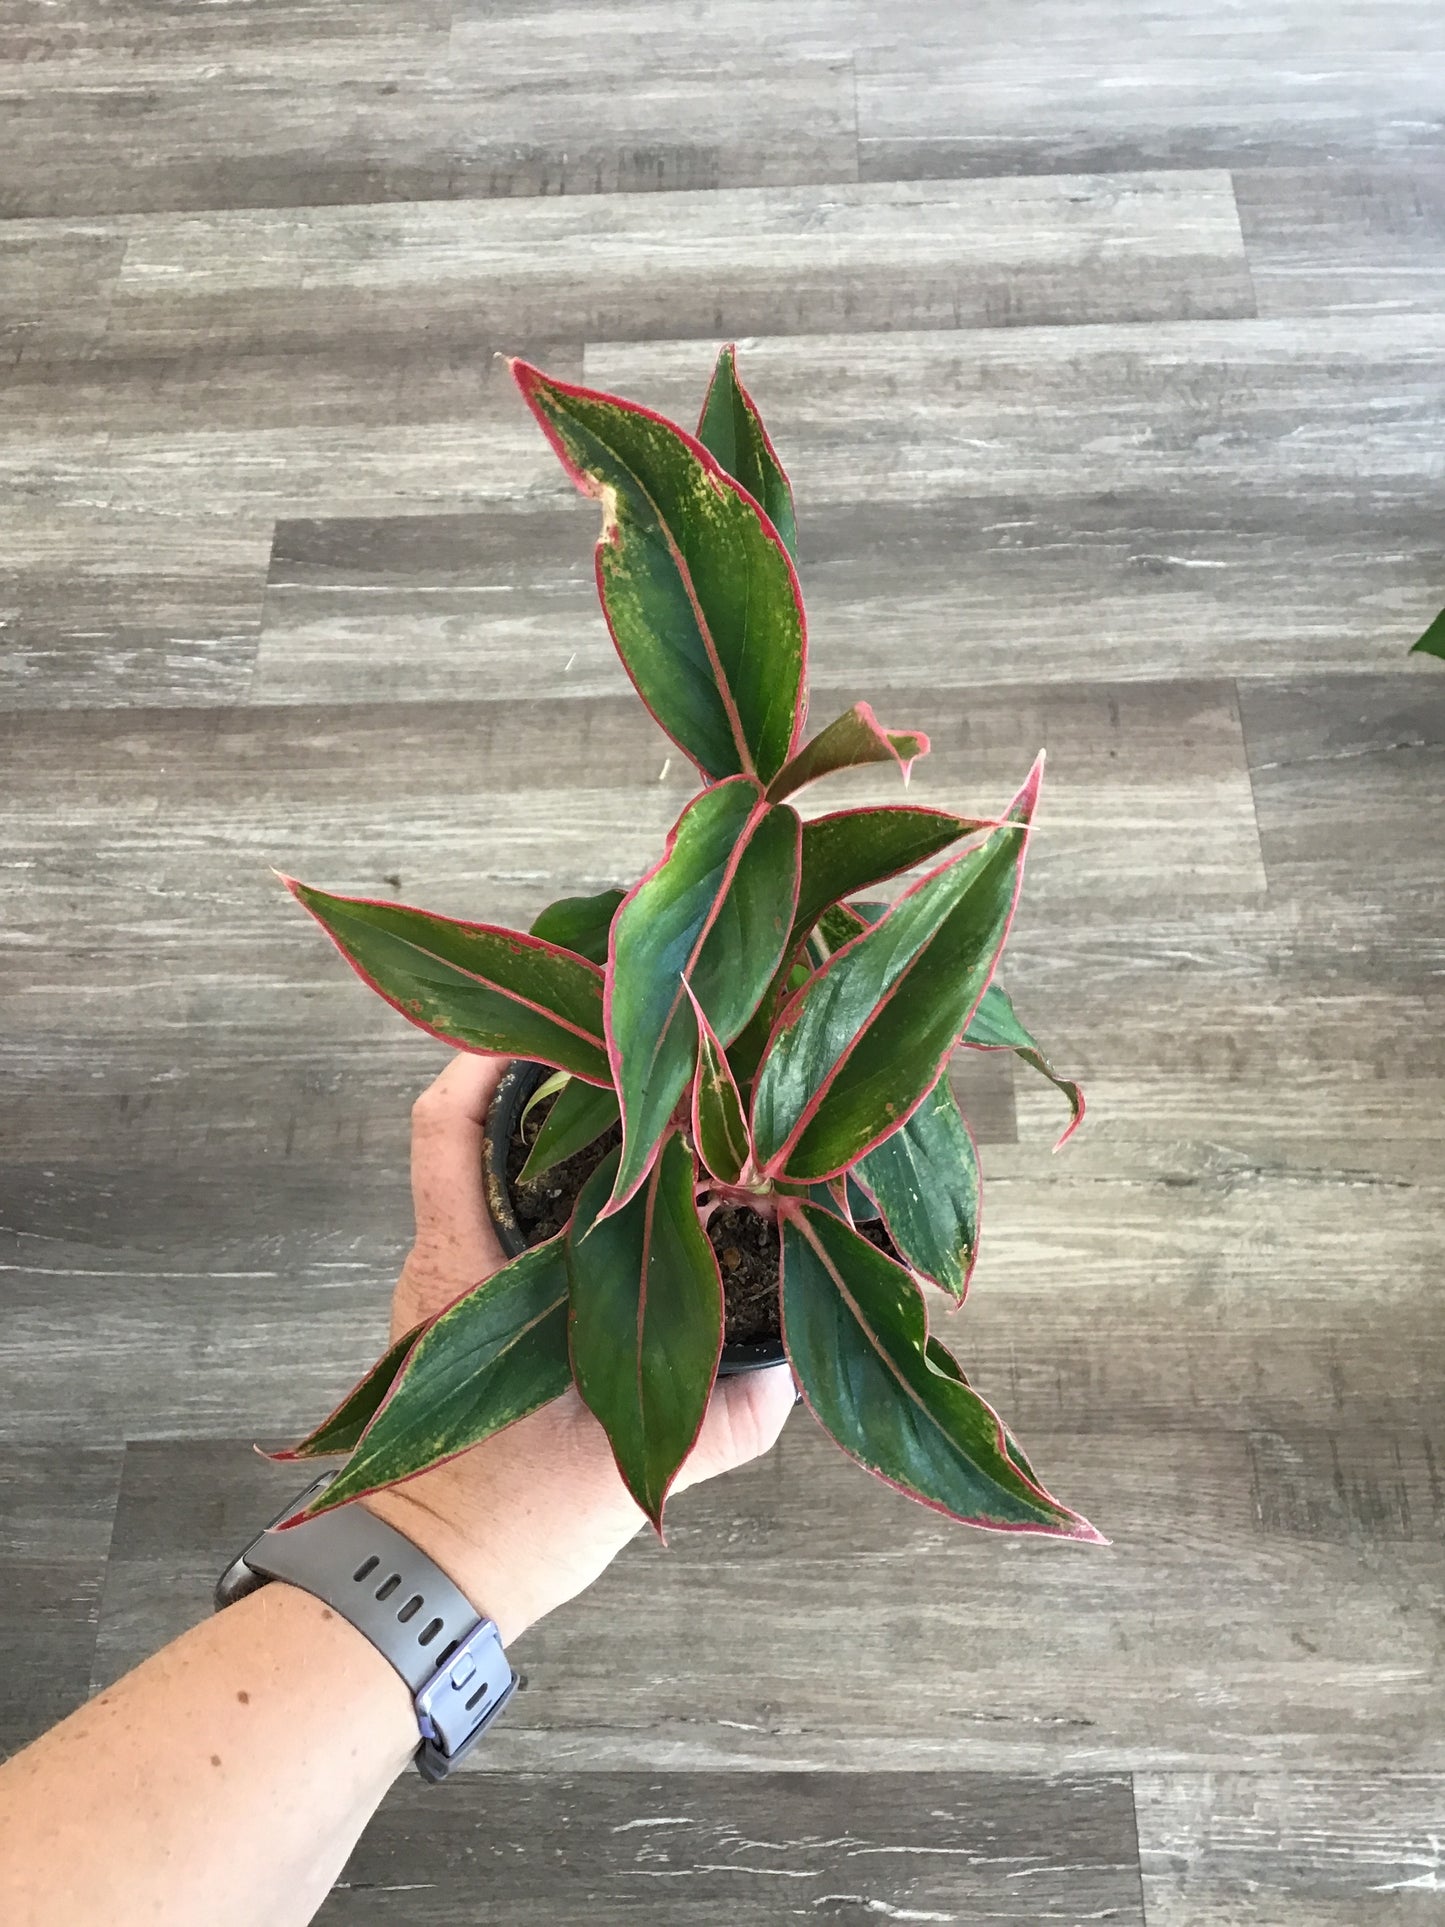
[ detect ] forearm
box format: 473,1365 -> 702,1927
0,1581 -> 419,1927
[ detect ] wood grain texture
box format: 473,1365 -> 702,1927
318,1770 -> 1144,1923
1235,163 -> 1445,319
0,1446 -> 123,1754
89,173 -> 1252,351
1136,1771 -> 1445,1922
858,5 -> 1445,180
0,60 -> 858,217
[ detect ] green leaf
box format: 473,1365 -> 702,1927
530,887 -> 626,966
686,984 -> 751,1185
607,777 -> 800,1209
1411,601 -> 1445,660
519,1075 -> 621,1183
568,1138 -> 724,1530
513,360 -> 806,785
855,1070 -> 981,1300
751,759 -> 1042,1182
272,1324 -> 424,1461
794,807 -> 990,943
780,1202 -> 1098,1537
285,879 -> 610,1085
696,343 -> 798,560
290,1237 -> 573,1519
728,804 -> 987,1089
924,1336 -> 1038,1484
766,702 -> 929,803
964,981 -> 1085,1146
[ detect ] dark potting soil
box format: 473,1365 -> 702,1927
504,1095 -> 621,1247
706,1205 -> 781,1345
505,1097 -> 898,1349
506,1095 -> 782,1345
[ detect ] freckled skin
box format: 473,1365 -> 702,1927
210,1755 -> 222,1769
236,1691 -> 250,1705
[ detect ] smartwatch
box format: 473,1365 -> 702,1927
215,1471 -> 516,1782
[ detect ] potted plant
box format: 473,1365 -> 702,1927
274,347 -> 1102,1546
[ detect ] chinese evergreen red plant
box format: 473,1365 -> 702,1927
277,347 -> 1099,1545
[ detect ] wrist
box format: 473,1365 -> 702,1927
357,1484 -> 532,1647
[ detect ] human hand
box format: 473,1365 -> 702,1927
361,1052 -> 797,1644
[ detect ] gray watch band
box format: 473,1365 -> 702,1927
216,1473 -> 516,1781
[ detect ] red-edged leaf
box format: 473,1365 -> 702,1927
793,807 -> 992,945
268,1323 -> 424,1461
963,981 -> 1085,1148
512,360 -> 806,785
924,1336 -> 1039,1483
686,982 -> 751,1185
727,808 -> 990,1088
780,1201 -> 1100,1539
605,777 -> 800,1211
284,879 -> 610,1085
750,758 -> 1042,1183
854,1069 -> 982,1301
285,1234 -> 573,1521
567,1137 -> 724,1532
766,701 -> 929,803
696,343 -> 798,560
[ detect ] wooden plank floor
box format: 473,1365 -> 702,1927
3,3 -> 1443,1919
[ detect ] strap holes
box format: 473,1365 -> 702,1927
397,1595 -> 424,1624
465,1683 -> 491,1712
435,1639 -> 460,1667
417,1618 -> 445,1646
375,1573 -> 401,1601
352,1556 -> 379,1583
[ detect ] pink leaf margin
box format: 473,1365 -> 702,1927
601,777 -> 800,1217
752,753 -> 1046,1185
510,357 -> 809,783
278,874 -> 612,1087
766,700 -> 932,804
777,1197 -> 1105,1544
568,1130 -> 726,1540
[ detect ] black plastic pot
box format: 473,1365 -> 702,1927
481,1059 -> 786,1377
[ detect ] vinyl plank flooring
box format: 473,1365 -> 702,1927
5,0 -> 452,64
0,341 -> 583,437
1235,163 -> 1445,318
0,59 -> 858,217
317,1770 -> 1145,1923
0,1445 -> 123,1756
92,1425 -> 1444,1774
1238,669 -> 1445,894
85,173 -> 1252,359
0,223 -> 125,355
1136,1771 -> 1445,1922
0,514 -> 270,710
859,52 -> 1445,182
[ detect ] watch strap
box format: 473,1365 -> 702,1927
226,1479 -> 515,1779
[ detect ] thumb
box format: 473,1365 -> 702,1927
671,1362 -> 797,1496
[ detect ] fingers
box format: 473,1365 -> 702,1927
671,1362 -> 797,1496
408,1052 -> 512,1277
